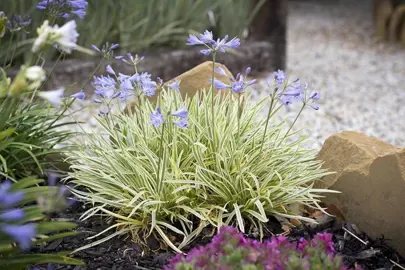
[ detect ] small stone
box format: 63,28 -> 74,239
282,224 -> 292,232
315,131 -> 405,257
290,218 -> 302,226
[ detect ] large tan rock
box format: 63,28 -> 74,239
166,61 -> 234,100
316,131 -> 405,256
125,61 -> 234,113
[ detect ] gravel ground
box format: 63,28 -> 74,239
66,0 -> 405,150
267,0 -> 405,149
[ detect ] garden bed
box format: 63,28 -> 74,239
31,202 -> 405,270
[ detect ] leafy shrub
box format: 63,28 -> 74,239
0,9 -> 92,180
165,226 -> 360,270
66,31 -> 335,252
0,177 -> 84,268
0,95 -> 75,179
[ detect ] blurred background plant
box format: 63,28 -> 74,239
0,94 -> 76,180
0,0 -> 266,65
0,176 -> 84,269
0,6 -> 96,267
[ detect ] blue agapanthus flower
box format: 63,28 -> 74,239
186,30 -> 240,56
0,209 -> 24,221
171,106 -> 188,119
309,91 -> 320,110
129,72 -> 157,97
71,90 -> 85,100
0,181 -> 24,207
171,106 -> 189,129
167,80 -> 180,92
115,53 -> 144,66
6,14 -> 31,32
0,181 -> 37,250
278,80 -> 307,106
173,119 -> 189,129
92,75 -> 117,99
37,0 -> 88,19
273,69 -> 287,85
149,106 -> 189,129
267,71 -> 320,109
212,67 -> 256,93
92,42 -> 119,59
1,224 -> 36,250
149,107 -> 164,128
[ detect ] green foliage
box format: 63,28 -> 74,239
67,85 -> 334,252
0,96 -> 75,179
0,0 -> 259,63
0,177 -> 84,269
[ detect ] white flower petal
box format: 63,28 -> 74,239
32,21 -> 51,53
25,66 -> 46,81
52,21 -> 79,54
37,89 -> 64,107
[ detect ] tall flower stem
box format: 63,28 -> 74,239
278,102 -> 306,146
237,93 -> 241,142
30,53 -> 64,103
156,123 -> 166,193
259,94 -> 276,155
211,52 -> 216,145
3,32 -> 14,68
80,59 -> 104,91
50,59 -> 104,128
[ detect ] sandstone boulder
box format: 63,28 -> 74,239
124,61 -> 234,113
316,131 -> 405,256
166,61 -> 234,99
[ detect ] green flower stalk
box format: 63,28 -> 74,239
186,30 -> 240,145
0,12 -> 7,38
0,68 -> 10,98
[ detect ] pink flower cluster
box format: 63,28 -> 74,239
165,226 -> 361,270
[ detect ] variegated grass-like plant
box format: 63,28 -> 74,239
67,81 -> 335,252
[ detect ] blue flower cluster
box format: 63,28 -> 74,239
37,0 -> 88,19
92,42 -> 119,59
268,70 -> 320,110
6,14 -> 32,32
186,30 -> 240,56
72,29 -> 320,131
0,181 -> 36,250
72,43 -> 184,118
213,67 -> 257,93
149,106 -> 189,129
90,64 -> 158,104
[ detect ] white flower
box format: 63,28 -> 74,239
37,88 -> 64,107
25,66 -> 46,82
52,20 -> 79,54
32,20 -> 51,53
31,20 -> 79,54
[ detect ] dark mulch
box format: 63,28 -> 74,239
30,202 -> 405,270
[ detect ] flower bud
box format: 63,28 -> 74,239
0,12 -> 7,38
0,68 -> 10,98
8,65 -> 46,96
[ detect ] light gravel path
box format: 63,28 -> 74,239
66,0 -> 405,150
251,0 -> 405,149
